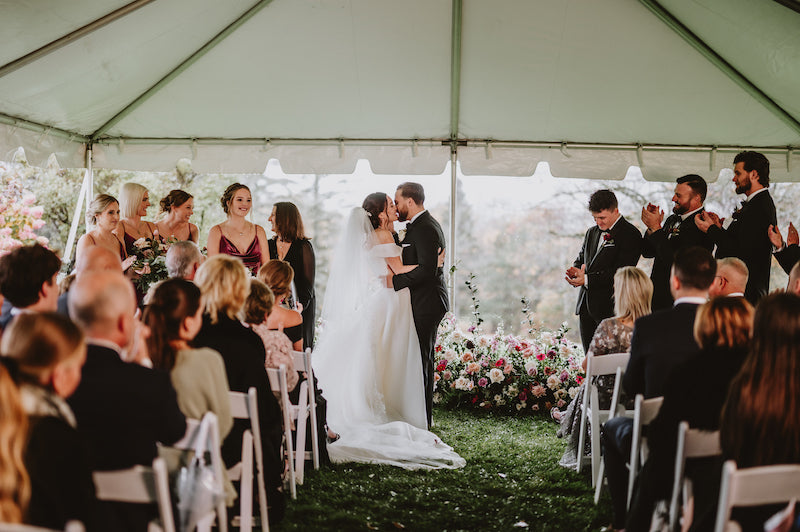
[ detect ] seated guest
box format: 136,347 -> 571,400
193,255 -> 285,524
626,297 -> 753,531
555,266 -> 652,469
244,279 -> 337,460
143,278 -> 235,506
67,271 -> 186,531
57,246 -> 123,315
3,313 -> 99,530
0,359 -> 29,524
721,292 -> 800,531
257,260 -> 304,351
0,244 -> 61,329
165,240 -> 203,280
708,257 -> 748,298
602,246 -> 716,531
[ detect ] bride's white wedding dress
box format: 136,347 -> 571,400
313,208 -> 465,470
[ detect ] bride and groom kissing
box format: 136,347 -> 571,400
313,182 -> 464,469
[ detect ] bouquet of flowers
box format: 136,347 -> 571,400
130,234 -> 175,293
433,314 -> 585,415
0,164 -> 48,256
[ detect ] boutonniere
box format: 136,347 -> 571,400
602,232 -> 614,245
667,220 -> 681,239
397,229 -> 407,242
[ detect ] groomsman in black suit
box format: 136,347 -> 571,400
696,151 -> 777,304
601,246 -> 716,530
566,189 -> 642,353
641,174 -> 714,310
768,221 -> 800,274
392,182 -> 449,429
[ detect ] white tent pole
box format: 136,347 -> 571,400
63,164 -> 90,268
448,146 -> 457,313
85,144 -> 94,205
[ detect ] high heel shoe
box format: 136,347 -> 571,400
326,432 -> 340,444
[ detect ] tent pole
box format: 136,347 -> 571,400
639,0 -> 800,136
449,144 -> 457,314
62,144 -> 92,267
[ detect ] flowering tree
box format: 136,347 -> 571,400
0,160 -> 49,255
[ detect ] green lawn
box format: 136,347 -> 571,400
276,408 -> 612,531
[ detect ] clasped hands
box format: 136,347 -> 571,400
768,222 -> 799,249
383,247 -> 446,288
565,264 -> 586,287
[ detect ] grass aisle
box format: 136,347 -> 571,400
276,408 -> 612,531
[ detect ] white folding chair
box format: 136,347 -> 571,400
93,457 -> 175,532
714,460 -> 800,532
668,422 -> 721,531
165,413 -> 228,532
576,352 -> 631,487
292,347 -> 320,470
266,365 -> 301,498
594,365 -> 633,504
0,522 -> 85,532
229,388 -> 270,532
626,394 -> 664,509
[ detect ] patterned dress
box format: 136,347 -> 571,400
557,317 -> 633,469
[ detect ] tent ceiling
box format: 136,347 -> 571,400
1,0 -> 799,180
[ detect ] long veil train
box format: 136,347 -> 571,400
312,207 -> 465,470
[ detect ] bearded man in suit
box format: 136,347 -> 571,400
695,151 -> 777,304
641,174 -> 715,310
566,189 -> 642,353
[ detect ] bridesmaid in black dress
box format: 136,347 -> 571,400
267,202 -> 316,349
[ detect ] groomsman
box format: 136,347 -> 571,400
696,151 -> 777,304
566,189 -> 642,353
641,174 -> 714,310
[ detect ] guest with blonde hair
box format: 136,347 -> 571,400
76,194 -> 135,270
555,266 -> 653,469
193,255 -> 286,523
118,182 -> 159,257
156,189 -> 198,243
258,260 -> 304,351
0,362 -> 29,524
3,312 -> 99,530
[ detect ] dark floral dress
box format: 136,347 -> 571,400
557,317 -> 633,469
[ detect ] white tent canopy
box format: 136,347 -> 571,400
1,0 -> 800,181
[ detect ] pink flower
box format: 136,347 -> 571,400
557,399 -> 566,408
532,404 -> 540,411
22,195 -> 35,206
531,385 -> 546,398
29,206 -> 44,219
477,377 -> 488,388
495,358 -> 505,367
436,360 -> 447,372
503,363 -> 514,375
32,219 -> 45,230
442,370 -> 452,380
466,362 -> 481,374
535,352 -> 546,361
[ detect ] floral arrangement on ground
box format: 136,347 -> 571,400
433,281 -> 586,415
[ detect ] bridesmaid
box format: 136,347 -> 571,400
118,183 -> 158,256
267,202 -> 316,349
156,190 -> 199,243
76,194 -> 134,270
206,183 -> 269,276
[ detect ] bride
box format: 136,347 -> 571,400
313,193 -> 465,470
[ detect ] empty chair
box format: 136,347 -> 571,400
266,365 -> 302,498
714,460 -> 800,532
293,348 -> 320,470
576,352 -> 631,486
594,365 -> 634,504
92,457 -> 174,532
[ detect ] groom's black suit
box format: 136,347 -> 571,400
393,210 -> 449,428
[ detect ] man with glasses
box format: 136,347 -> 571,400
708,257 -> 748,298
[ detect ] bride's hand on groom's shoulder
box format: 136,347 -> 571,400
437,247 -> 445,268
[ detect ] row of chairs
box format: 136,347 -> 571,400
81,348 -> 321,532
579,352 -> 800,531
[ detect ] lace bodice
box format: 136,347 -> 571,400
587,317 -> 633,357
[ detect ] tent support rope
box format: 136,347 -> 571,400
638,0 -> 800,137
90,0 -> 276,140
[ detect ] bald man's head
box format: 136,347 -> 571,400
709,258 -> 749,297
75,246 -> 122,275
68,271 -> 135,347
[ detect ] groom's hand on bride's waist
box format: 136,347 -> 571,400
383,272 -> 394,288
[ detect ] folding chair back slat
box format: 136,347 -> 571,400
229,389 -> 270,531
669,422 -> 721,531
627,394 -> 664,509
267,365 -> 298,498
292,348 -> 320,470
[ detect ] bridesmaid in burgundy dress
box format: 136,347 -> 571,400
118,182 -> 159,256
206,183 -> 269,276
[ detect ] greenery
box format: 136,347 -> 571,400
277,408 -> 612,531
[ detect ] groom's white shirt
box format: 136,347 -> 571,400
409,210 -> 427,224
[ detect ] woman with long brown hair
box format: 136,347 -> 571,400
0,361 -> 29,524
207,183 -> 269,276
267,202 -> 316,348
156,189 -> 199,243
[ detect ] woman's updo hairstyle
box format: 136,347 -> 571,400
160,190 -> 193,214
220,183 -> 250,215
85,194 -> 118,227
362,192 -> 388,230
143,279 -> 202,371
257,260 -> 294,299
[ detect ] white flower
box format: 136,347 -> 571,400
489,368 -> 505,384
133,237 -> 148,249
506,384 -> 519,397
478,335 -> 491,347
516,403 -> 524,411
433,392 -> 442,404
524,360 -> 538,376
546,375 -> 561,390
568,386 -> 579,399
455,377 -> 474,391
452,330 -> 464,342
397,228 -> 407,242
555,389 -> 568,400
443,349 -> 457,362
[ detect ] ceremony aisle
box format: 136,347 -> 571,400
276,408 -> 612,531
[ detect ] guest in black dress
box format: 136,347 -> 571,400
268,202 -> 316,349
2,313 -> 99,530
193,255 -> 286,524
257,259 -> 304,351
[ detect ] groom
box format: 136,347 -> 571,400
392,182 -> 449,429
